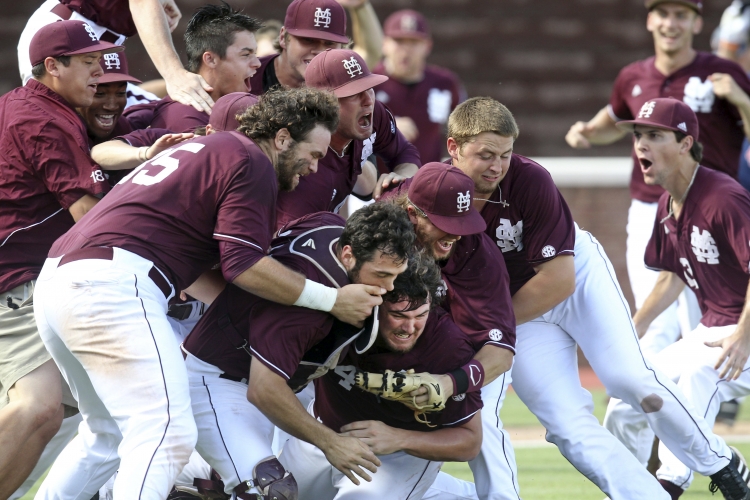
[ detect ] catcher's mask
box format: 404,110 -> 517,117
354,306 -> 379,354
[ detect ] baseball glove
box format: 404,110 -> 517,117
353,369 -> 449,426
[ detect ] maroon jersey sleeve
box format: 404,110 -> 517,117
372,101 -> 422,170
151,99 -> 209,133
608,64 -> 637,121
122,100 -> 158,130
115,128 -> 171,148
643,194 -> 676,273
441,233 -> 516,353
715,186 -> 750,274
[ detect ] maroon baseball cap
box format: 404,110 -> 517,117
284,0 -> 348,44
208,92 -> 259,132
306,49 -> 388,98
384,10 -> 431,40
645,0 -> 702,15
407,162 -> 486,236
29,20 -> 124,67
98,52 -> 141,84
616,97 -> 699,140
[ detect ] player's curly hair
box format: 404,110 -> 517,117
448,97 -> 519,149
237,87 -> 339,142
340,203 -> 415,273
383,251 -> 443,311
185,2 -> 263,73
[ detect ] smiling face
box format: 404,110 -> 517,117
280,30 -> 343,84
377,299 -> 430,353
211,30 -> 261,95
647,3 -> 702,57
407,206 -> 460,261
275,123 -> 331,191
335,88 -> 375,141
54,52 -> 105,108
632,124 -> 690,186
448,132 -> 514,198
79,82 -> 127,139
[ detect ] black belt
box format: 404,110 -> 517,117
57,247 -> 172,299
51,3 -> 121,43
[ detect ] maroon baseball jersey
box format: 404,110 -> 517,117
50,131 -> 276,291
645,167 -> 750,327
248,54 -> 281,96
609,52 -> 750,203
372,63 -> 465,163
0,80 -> 109,294
123,97 -> 208,133
314,308 -> 482,432
60,0 -> 136,37
183,212 -> 354,386
275,100 -> 421,229
478,154 -> 576,295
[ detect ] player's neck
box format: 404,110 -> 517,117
275,52 -> 305,89
654,46 -> 696,76
329,134 -> 352,156
665,161 -> 699,219
198,68 -> 222,103
254,137 -> 277,166
384,58 -> 425,84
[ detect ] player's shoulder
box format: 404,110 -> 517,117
423,64 -> 462,86
509,154 -> 555,186
695,51 -> 745,74
614,56 -> 656,85
416,309 -> 475,365
694,167 -> 750,214
448,231 -> 500,271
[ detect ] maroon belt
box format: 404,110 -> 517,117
51,4 -> 121,43
57,247 -> 172,299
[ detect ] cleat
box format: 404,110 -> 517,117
708,447 -> 750,500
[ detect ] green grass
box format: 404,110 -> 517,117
18,390 -> 750,499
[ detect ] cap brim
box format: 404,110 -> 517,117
615,119 -> 681,134
286,28 -> 349,44
384,30 -> 430,40
426,208 -> 487,236
98,73 -> 141,84
333,74 -> 388,98
65,42 -> 124,57
646,0 -> 702,14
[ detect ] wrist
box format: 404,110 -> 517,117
137,147 -> 149,162
449,359 -> 485,394
294,279 -> 338,312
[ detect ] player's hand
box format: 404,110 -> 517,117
146,133 -> 194,159
565,121 -> 594,149
373,172 -> 406,200
331,284 -> 385,327
159,0 -> 182,32
710,73 -> 750,108
321,434 -> 381,485
166,69 -> 215,114
411,374 -> 453,406
340,420 -> 403,455
395,116 -> 419,142
705,329 -> 750,380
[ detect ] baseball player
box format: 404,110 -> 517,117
123,4 -> 262,133
372,9 -> 466,164
180,205 -> 414,497
18,0 -> 213,112
565,0 -> 750,366
424,96 -> 750,500
279,252 -> 483,500
603,97 -> 750,498
275,48 -> 420,229
0,20 -> 117,497
29,88 -> 380,499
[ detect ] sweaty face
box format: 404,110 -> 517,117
57,52 -> 104,108
633,125 -> 687,187
275,124 -> 330,191
411,211 -> 460,261
377,300 -> 430,353
282,32 -> 342,84
79,82 -> 127,139
382,36 -> 431,81
450,132 -> 514,198
336,89 -> 375,141
647,4 -> 702,56
347,249 -> 409,292
212,30 -> 261,95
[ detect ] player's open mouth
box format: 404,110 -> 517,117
437,239 -> 455,252
95,114 -> 116,129
639,158 -> 653,170
245,77 -> 252,91
358,114 -> 372,129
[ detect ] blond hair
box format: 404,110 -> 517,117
448,97 -> 519,149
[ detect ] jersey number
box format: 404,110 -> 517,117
119,143 -> 205,186
334,365 -> 357,391
680,258 -> 699,290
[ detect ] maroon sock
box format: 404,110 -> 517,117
659,479 -> 685,499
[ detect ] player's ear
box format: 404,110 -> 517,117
274,128 -> 292,151
446,137 -> 460,161
279,27 -> 288,50
692,15 -> 703,35
202,51 -> 218,69
406,205 -> 419,225
44,57 -> 61,78
339,244 -> 356,270
681,134 -> 694,155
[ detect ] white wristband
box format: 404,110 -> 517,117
293,279 -> 338,312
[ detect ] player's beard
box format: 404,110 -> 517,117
275,142 -> 309,192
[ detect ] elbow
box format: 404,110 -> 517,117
562,276 -> 576,300
246,382 -> 262,407
455,437 -> 482,462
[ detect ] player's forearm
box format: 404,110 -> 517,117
512,255 -> 575,324
586,107 -> 627,145
348,2 -> 383,69
474,344 -> 513,387
129,0 -> 183,80
632,271 -> 685,337
393,163 -> 419,178
91,140 -> 149,170
352,160 -> 378,196
232,256 -> 307,306
183,270 -> 226,305
734,97 -> 750,140
397,418 -> 481,461
69,194 -> 99,223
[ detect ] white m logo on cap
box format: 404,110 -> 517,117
342,57 -> 363,78
103,53 -> 121,69
314,7 -> 332,28
83,23 -> 98,41
638,101 -> 656,118
456,190 -> 471,213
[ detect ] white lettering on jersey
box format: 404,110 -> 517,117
456,191 -> 471,213
330,188 -> 337,202
680,257 -> 700,289
684,77 -> 715,113
495,219 -> 524,253
313,7 -> 332,28
361,132 -> 376,166
302,238 -> 316,250
632,84 -> 642,97
343,57 -> 363,78
427,88 -> 452,123
90,170 -> 105,183
120,143 -> 205,186
334,365 -> 357,390
691,225 -> 720,264
452,393 -> 466,401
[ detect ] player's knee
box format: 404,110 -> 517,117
241,456 -> 298,500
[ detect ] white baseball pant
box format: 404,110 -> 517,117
33,248 -> 197,499
279,400 -> 442,500
185,350 -> 273,495
605,323 -> 750,489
